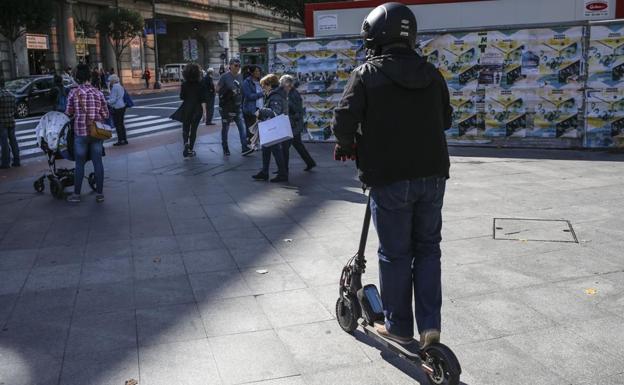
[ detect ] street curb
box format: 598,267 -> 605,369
127,84 -> 180,96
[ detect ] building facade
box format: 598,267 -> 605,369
0,0 -> 303,86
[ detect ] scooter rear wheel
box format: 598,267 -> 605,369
335,296 -> 359,333
422,343 -> 461,385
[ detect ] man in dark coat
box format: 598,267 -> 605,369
332,3 -> 452,349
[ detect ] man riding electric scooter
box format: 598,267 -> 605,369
333,2 -> 452,350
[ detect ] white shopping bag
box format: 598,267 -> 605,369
258,114 -> 293,147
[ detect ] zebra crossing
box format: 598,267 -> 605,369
15,114 -> 182,158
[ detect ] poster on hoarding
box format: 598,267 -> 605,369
421,32 -> 482,90
478,49 -> 504,86
527,27 -> 584,88
585,88 -> 624,147
530,88 -> 581,138
484,87 -> 530,137
446,89 -> 484,137
483,30 -> 528,88
587,24 -> 624,88
269,38 -> 364,141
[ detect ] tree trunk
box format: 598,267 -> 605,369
116,56 -> 122,85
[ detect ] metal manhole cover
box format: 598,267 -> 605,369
493,218 -> 578,243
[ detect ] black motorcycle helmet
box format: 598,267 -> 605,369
361,2 -> 417,50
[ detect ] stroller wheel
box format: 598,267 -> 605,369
88,173 -> 97,191
34,177 -> 45,193
49,178 -> 64,200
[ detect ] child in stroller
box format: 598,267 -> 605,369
33,111 -> 100,199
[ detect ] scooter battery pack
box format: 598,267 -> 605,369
357,284 -> 384,324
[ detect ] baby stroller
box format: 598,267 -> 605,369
33,111 -> 97,199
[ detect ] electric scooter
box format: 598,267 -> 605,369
336,194 -> 462,385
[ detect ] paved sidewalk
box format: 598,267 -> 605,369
1,130 -> 624,385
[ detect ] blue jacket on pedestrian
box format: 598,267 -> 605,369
241,76 -> 264,116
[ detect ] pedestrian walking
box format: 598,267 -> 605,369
251,74 -> 288,183
0,77 -> 19,169
201,67 -> 216,124
107,74 -> 128,146
333,3 -> 451,348
99,68 -> 107,90
91,67 -> 101,89
242,65 -> 264,140
65,64 -> 109,203
51,75 -> 67,112
174,63 -> 206,158
143,68 -> 151,89
217,58 -> 252,156
279,75 -> 316,172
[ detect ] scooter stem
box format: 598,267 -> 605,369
357,194 -> 372,263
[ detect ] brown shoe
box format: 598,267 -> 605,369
374,322 -> 414,345
420,329 -> 440,349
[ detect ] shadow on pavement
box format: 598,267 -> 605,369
0,135 -> 443,384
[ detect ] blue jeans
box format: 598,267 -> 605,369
74,135 -> 104,194
0,126 -> 20,167
221,111 -> 248,149
261,143 -> 287,177
370,176 -> 446,337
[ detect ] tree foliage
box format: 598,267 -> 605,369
246,0 -> 337,23
97,7 -> 144,52
97,8 -> 144,78
0,0 -> 54,42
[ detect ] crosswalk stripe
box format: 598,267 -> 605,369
125,118 -> 172,128
124,115 -> 158,123
126,122 -> 181,136
16,118 -> 41,125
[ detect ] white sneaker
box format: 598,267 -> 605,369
67,194 -> 81,203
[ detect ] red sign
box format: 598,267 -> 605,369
587,2 -> 608,10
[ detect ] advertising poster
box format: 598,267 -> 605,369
302,93 -> 342,141
528,27 -> 584,88
585,88 -> 624,147
421,32 -> 482,90
446,89 -> 484,137
484,87 -> 530,137
587,24 -> 624,88
484,30 -> 529,88
269,38 -> 364,140
530,88 -> 581,138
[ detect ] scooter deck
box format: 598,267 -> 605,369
360,322 -> 422,361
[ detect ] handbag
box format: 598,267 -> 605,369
80,92 -> 112,140
89,121 -> 113,140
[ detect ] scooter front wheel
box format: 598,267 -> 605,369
422,343 -> 461,385
335,296 -> 360,333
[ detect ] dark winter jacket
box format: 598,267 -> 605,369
332,46 -> 452,187
241,76 -> 264,115
178,81 -> 206,124
287,88 -> 305,135
258,86 -> 287,122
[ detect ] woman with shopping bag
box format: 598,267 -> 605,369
251,74 -> 289,183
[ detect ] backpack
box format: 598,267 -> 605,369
123,90 -> 134,108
